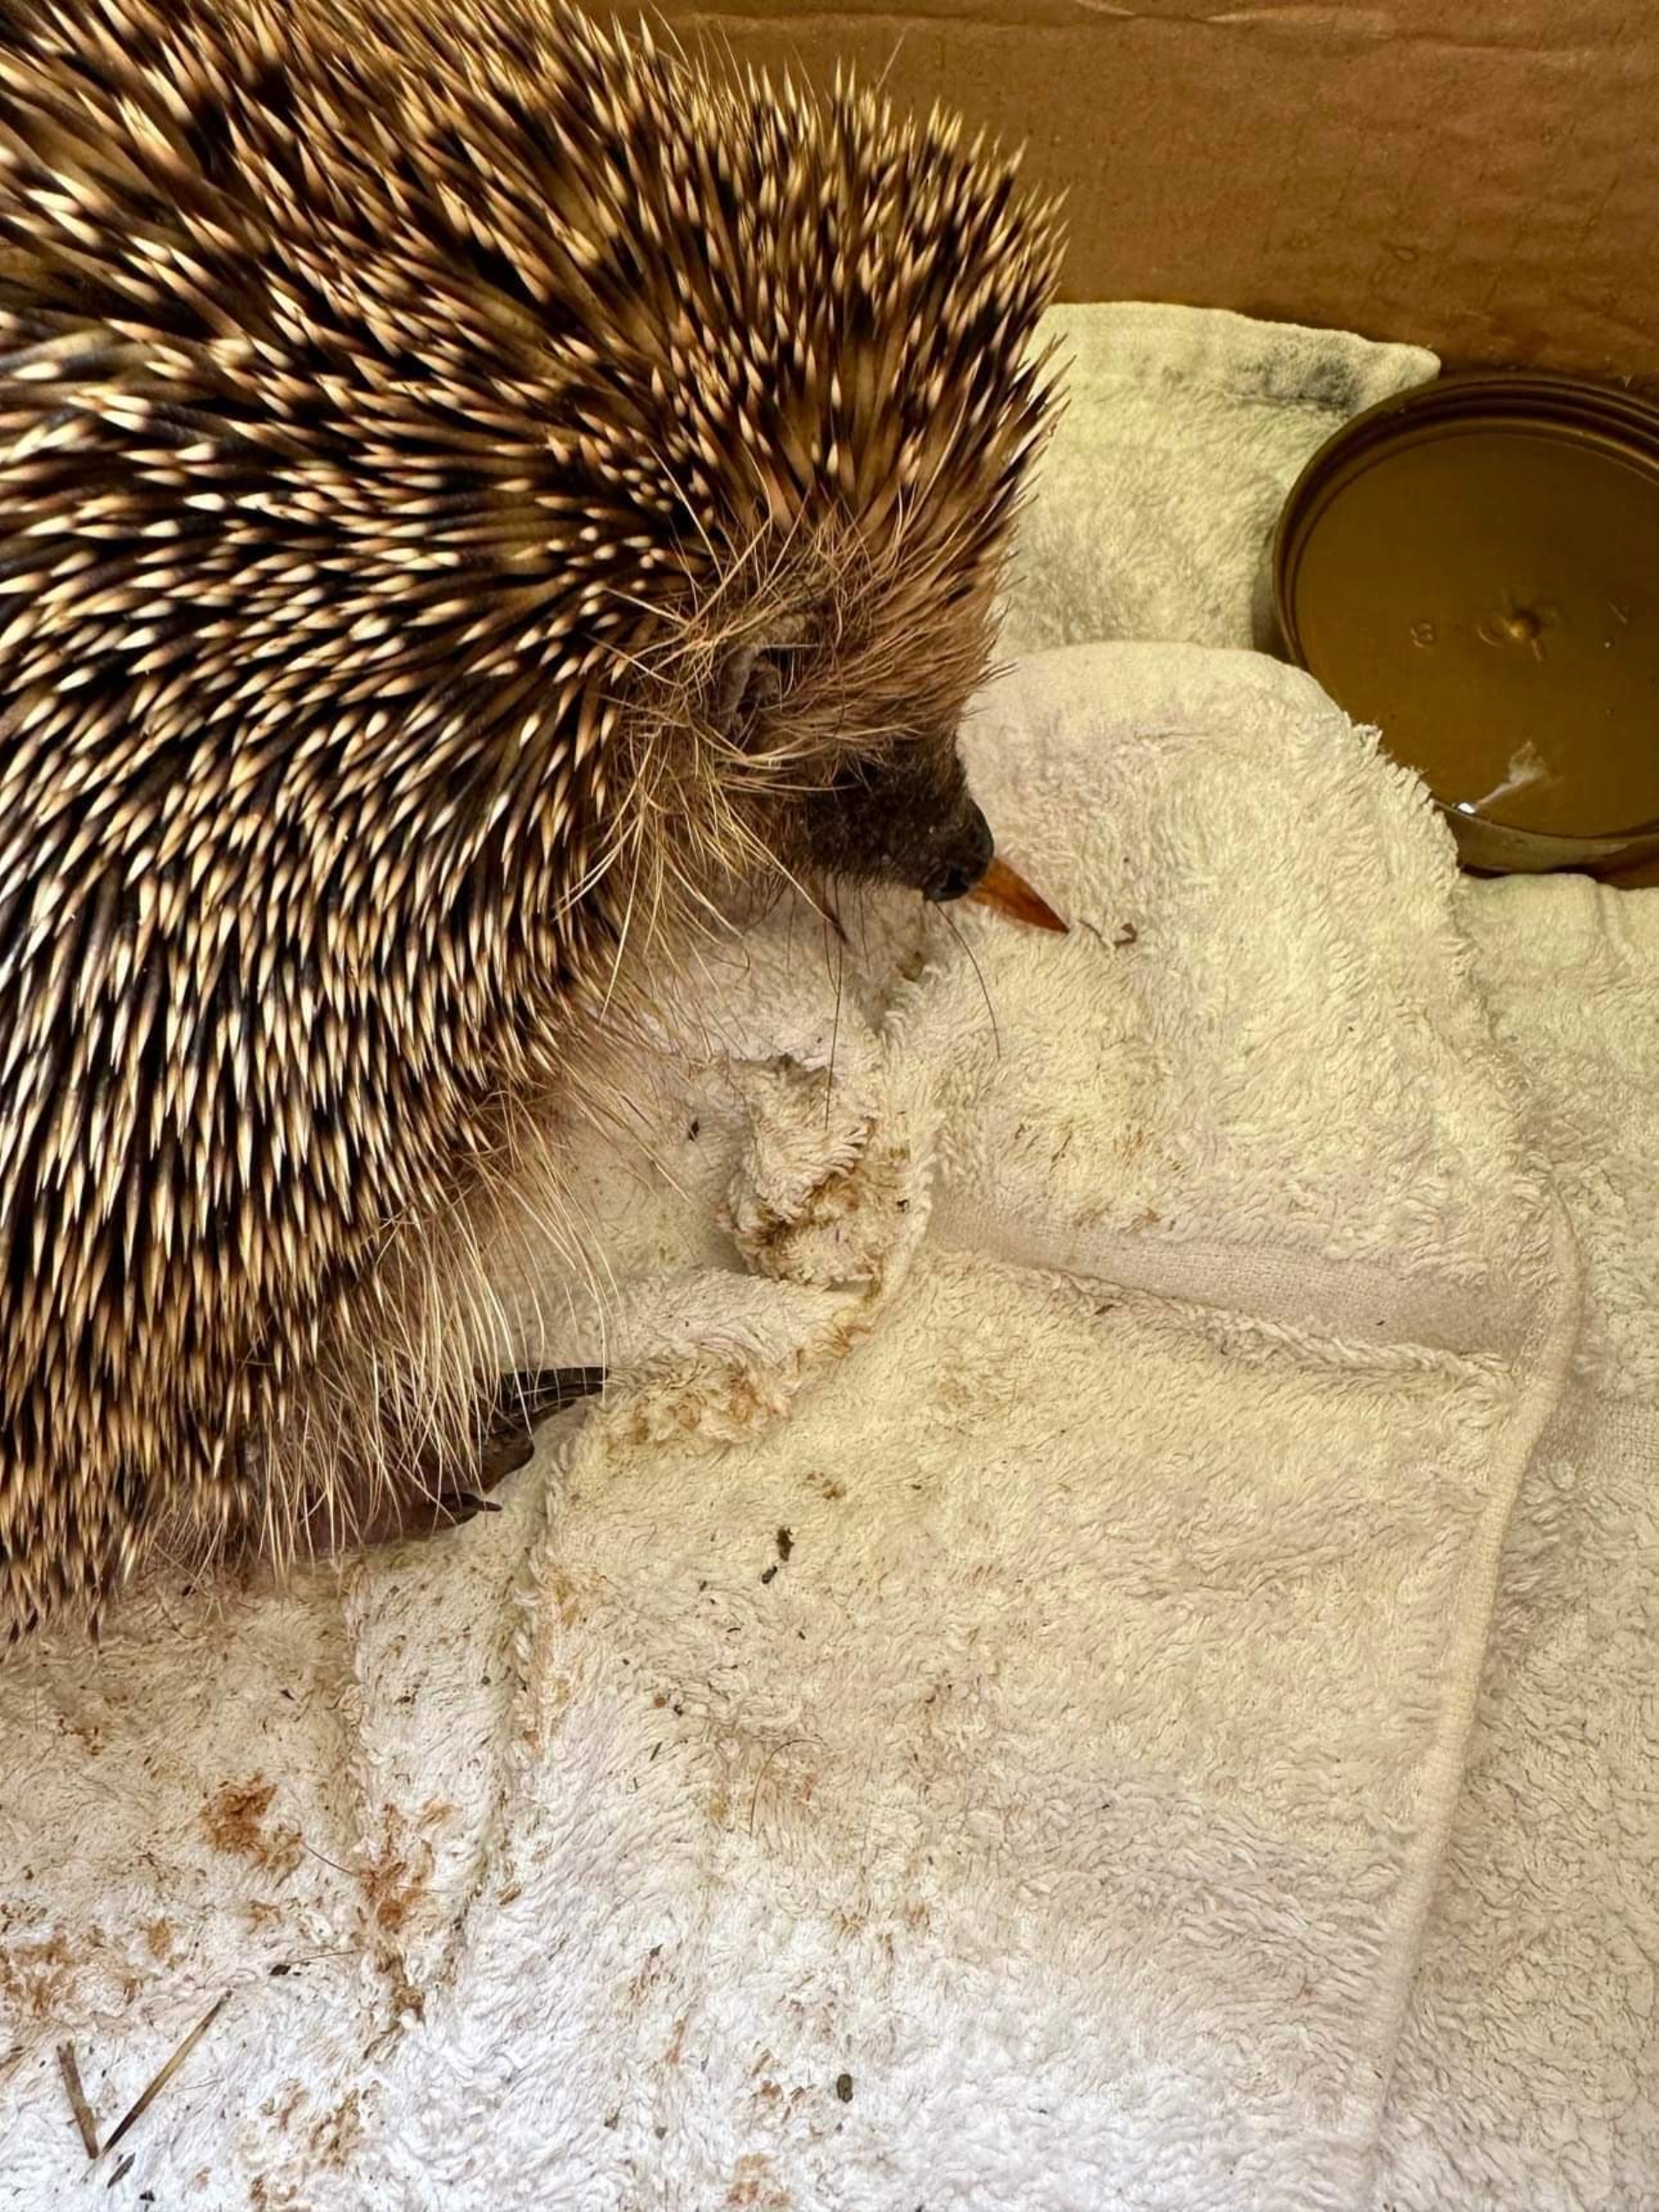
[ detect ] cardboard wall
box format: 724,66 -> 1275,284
618,1 -> 1657,382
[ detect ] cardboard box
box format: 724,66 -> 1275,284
620,1 -> 1656,383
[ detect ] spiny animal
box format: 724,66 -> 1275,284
0,0 -> 1062,1636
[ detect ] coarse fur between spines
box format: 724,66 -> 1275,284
0,0 -> 1063,1633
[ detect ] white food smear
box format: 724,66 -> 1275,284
1456,739 -> 1554,816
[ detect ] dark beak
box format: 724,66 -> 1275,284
919,797 -> 1069,932
920,800 -> 995,904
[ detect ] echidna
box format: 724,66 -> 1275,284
0,0 -> 1062,1634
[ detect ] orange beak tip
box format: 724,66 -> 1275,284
965,854 -> 1070,934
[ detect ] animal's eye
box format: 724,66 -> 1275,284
713,642 -> 789,736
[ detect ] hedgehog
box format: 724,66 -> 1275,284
0,0 -> 1063,1636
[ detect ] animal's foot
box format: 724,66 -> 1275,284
492,1367 -> 609,1428
384,1368 -> 608,1542
467,1365 -> 608,1494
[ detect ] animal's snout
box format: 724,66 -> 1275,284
921,801 -> 995,904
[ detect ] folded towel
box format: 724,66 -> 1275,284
987,300 -> 1659,2212
1376,877 -> 1659,2212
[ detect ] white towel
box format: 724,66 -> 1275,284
1376,877 -> 1659,2212
999,303 -> 1437,658
988,303 -> 1659,2212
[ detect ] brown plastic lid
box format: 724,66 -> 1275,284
1273,372 -> 1659,873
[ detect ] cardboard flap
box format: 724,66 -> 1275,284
637,1 -> 1657,380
